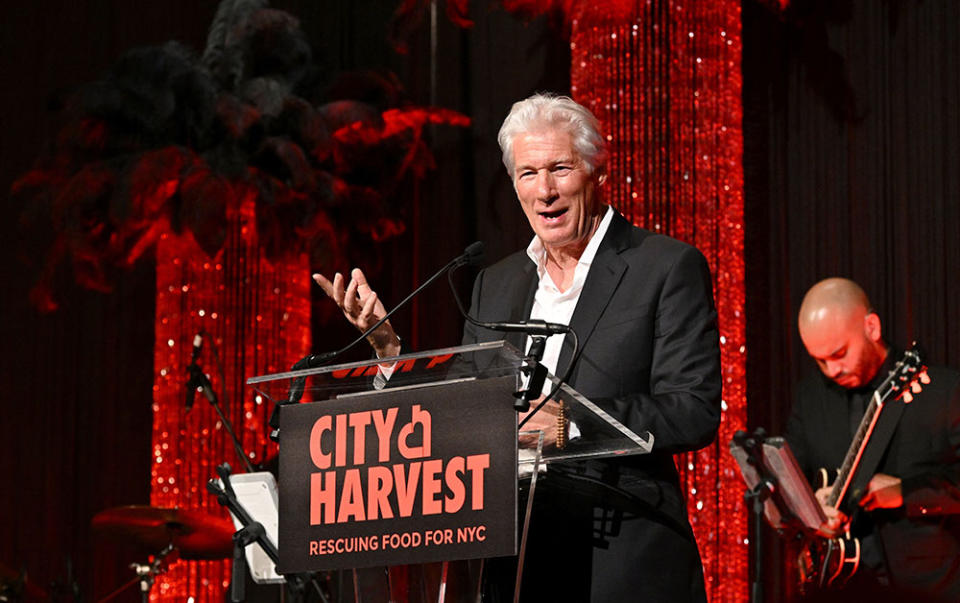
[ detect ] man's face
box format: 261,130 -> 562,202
799,310 -> 883,389
511,129 -> 603,253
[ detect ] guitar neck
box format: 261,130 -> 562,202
826,388 -> 885,509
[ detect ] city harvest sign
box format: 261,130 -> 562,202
278,376 -> 518,573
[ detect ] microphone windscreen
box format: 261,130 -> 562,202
463,241 -> 485,266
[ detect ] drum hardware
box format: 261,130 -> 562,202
92,505 -> 235,561
92,505 -> 235,602
0,561 -> 48,602
96,544 -> 176,603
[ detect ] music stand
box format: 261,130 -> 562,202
730,430 -> 828,603
222,472 -> 285,585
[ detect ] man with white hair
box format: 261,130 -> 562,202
316,93 -> 721,602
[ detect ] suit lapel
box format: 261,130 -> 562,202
505,260 -> 538,351
555,213 -> 631,378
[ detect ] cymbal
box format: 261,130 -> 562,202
92,506 -> 235,560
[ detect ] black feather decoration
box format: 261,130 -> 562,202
13,0 -> 470,311
202,0 -> 268,90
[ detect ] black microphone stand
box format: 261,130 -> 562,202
733,428 -> 776,603
187,355 -> 255,474
514,336 -> 548,412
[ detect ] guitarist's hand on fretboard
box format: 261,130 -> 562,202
859,473 -> 903,511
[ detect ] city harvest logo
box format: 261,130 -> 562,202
308,405 -> 490,527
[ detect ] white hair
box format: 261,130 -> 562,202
497,93 -> 608,177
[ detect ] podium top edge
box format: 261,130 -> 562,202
245,341 -> 520,385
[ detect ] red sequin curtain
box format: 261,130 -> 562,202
150,185 -> 312,601
570,1 -> 747,600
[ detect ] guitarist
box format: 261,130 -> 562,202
785,278 -> 960,601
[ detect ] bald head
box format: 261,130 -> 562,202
798,278 -> 887,389
798,278 -> 871,332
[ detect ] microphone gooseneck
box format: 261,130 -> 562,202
302,241 -> 487,371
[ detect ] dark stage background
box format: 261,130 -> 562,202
743,0 -> 960,597
1,0 -> 958,601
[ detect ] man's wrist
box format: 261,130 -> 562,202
373,332 -> 402,359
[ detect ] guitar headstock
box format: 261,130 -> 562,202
887,343 -> 930,404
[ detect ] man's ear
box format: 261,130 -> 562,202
864,312 -> 882,342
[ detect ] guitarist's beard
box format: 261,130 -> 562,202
830,344 -> 889,390
833,372 -> 864,389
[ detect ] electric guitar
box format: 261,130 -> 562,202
797,344 -> 929,591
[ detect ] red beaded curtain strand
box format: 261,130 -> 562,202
151,186 -> 311,601
570,1 -> 747,600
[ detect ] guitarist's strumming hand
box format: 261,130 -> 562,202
815,473 -> 904,534
859,473 -> 903,510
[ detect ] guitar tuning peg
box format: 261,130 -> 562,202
920,370 -> 931,384
911,381 -> 922,394
902,390 -> 914,403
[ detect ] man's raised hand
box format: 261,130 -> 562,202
313,268 -> 401,359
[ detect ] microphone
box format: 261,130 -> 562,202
186,332 -> 216,412
185,333 -> 203,411
475,318 -> 570,336
461,240 -> 485,267
190,333 -> 203,363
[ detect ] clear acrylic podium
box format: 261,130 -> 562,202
245,341 -> 654,602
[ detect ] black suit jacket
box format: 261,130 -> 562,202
463,211 -> 722,602
786,356 -> 960,600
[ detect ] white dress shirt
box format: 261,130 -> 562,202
525,205 -> 614,383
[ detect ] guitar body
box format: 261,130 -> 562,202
797,527 -> 861,591
797,469 -> 861,591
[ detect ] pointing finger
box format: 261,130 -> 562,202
313,273 -> 334,297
